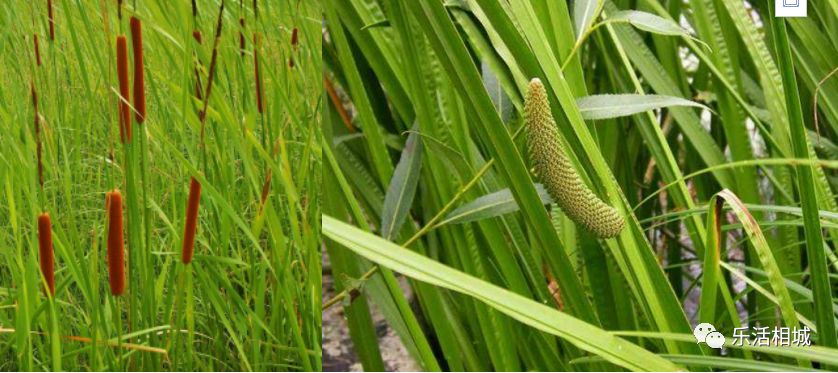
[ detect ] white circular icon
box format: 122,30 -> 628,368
693,322 -> 717,343
705,331 -> 726,349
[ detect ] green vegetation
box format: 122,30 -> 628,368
323,0 -> 838,371
0,0 -> 321,371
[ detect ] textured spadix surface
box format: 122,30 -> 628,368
525,78 -> 625,238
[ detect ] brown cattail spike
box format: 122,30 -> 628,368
107,190 -> 125,296
34,34 -> 42,66
37,213 -> 55,296
254,33 -> 263,114
260,169 -> 272,209
289,28 -> 298,68
181,177 -> 202,264
47,0 -> 55,40
130,17 -> 146,123
239,17 -> 245,56
116,35 -> 132,143
31,81 -> 38,109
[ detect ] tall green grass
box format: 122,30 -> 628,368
323,0 -> 838,370
0,0 -> 321,370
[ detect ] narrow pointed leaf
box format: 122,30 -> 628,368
576,94 -> 707,120
607,10 -> 687,36
381,126 -> 423,240
441,184 -> 552,226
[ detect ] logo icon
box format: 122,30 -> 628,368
694,323 -> 726,349
776,0 -> 807,17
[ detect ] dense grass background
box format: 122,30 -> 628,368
0,0 -> 321,371
323,0 -> 838,371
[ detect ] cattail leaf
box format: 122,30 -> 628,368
482,62 -> 513,122
607,10 -> 686,36
706,190 -> 800,332
576,94 -> 707,120
440,184 -> 552,226
380,125 -> 423,240
573,0 -> 601,40
361,19 -> 390,31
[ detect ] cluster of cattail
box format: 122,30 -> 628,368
106,190 -> 125,296
31,6 -> 207,304
525,78 -> 625,238
37,213 -> 55,296
36,183 -> 198,298
114,16 -> 146,143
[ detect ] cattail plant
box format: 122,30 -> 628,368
34,34 -> 41,66
288,28 -> 298,68
130,17 -> 146,123
525,78 -> 624,238
181,177 -> 202,264
239,17 -> 246,56
47,0 -> 55,40
31,82 -> 44,188
192,30 -> 204,100
258,139 -> 281,213
107,190 -> 125,296
116,35 -> 131,143
254,33 -> 263,113
198,1 -> 225,136
37,213 -> 55,296
260,170 -> 272,209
